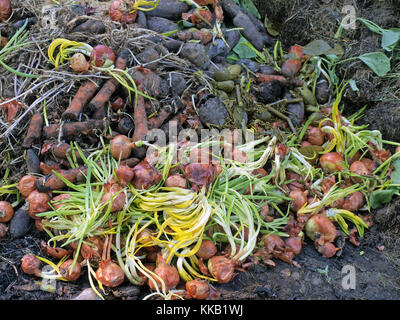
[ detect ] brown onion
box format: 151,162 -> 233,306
342,191 -> 365,212
116,165 -> 134,187
285,236 -> 302,255
18,175 -> 37,198
51,193 -> 71,210
110,135 -> 135,160
300,141 -> 312,148
316,242 -> 339,258
191,8 -> 213,26
263,234 -> 285,253
305,214 -> 337,242
59,259 -> 81,281
307,127 -> 325,146
321,176 -> 336,194
360,158 -> 376,172
196,239 -> 217,260
0,201 -> 14,223
70,52 -> 90,72
96,260 -> 125,287
90,45 -> 116,68
148,254 -> 180,291
186,279 -> 210,300
350,161 -> 370,176
0,223 -> 8,238
21,254 -> 41,277
319,152 -> 345,173
165,174 -> 187,188
27,191 -> 51,219
131,161 -> 162,190
0,0 -> 12,23
101,182 -> 126,212
41,240 -> 72,259
208,256 -> 234,284
289,190 -> 308,212
35,219 -> 44,231
80,236 -> 103,262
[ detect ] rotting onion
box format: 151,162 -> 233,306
208,256 -> 234,284
316,242 -> 339,258
148,253 -> 180,292
342,191 -> 365,212
0,201 -> 14,223
305,214 -> 337,243
70,52 -> 90,72
196,239 -> 217,260
110,135 -> 135,160
285,236 -> 302,255
165,174 -> 187,189
27,191 -> 51,219
116,165 -> 134,187
101,181 -> 126,213
319,152 -> 345,173
17,175 -> 37,198
186,279 -> 210,300
289,190 -> 308,212
90,45 -> 116,68
21,254 -> 41,277
307,127 -> 325,146
59,259 -> 81,281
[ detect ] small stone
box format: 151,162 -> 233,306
9,208 -> 32,239
198,97 -> 228,127
70,288 -> 102,300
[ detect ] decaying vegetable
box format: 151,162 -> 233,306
70,52 -> 90,72
208,256 -> 234,284
26,190 -> 51,219
131,160 -> 162,190
305,214 -> 336,243
148,253 -> 180,292
319,152 -> 345,173
0,201 -> 13,223
196,239 -> 217,260
0,0 -> 12,23
17,175 -> 37,198
185,279 -> 210,300
59,259 -> 81,281
90,45 -> 116,68
21,254 -> 41,277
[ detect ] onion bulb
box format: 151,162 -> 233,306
70,52 -> 90,72
319,152 -> 345,173
0,201 -> 14,223
0,223 -> 8,238
110,135 -> 135,160
207,256 -> 234,284
305,214 -> 337,243
285,236 -> 302,255
186,279 -> 210,300
196,239 -> 217,260
165,174 -> 187,189
0,0 -> 12,23
342,191 -> 365,212
115,165 -> 134,187
27,191 -> 51,219
18,175 -> 37,198
90,45 -> 116,68
21,254 -> 41,277
307,127 -> 325,146
148,253 -> 180,292
289,190 -> 308,212
316,242 -> 339,258
59,259 -> 81,281
96,260 -> 125,287
101,182 -> 126,213
264,234 -> 285,253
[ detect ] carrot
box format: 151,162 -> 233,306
131,85 -> 148,158
49,142 -> 85,163
177,29 -> 212,44
62,80 -> 101,120
87,49 -> 130,119
23,112 -> 43,149
148,108 -> 172,129
35,167 -> 81,192
40,161 -> 62,176
71,20 -> 106,34
281,45 -> 306,78
43,119 -> 108,139
256,73 -> 303,87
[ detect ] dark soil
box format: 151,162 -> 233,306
1,0 -> 400,301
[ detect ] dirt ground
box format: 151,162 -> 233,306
1,0 -> 400,300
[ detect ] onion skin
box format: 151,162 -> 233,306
0,0 -> 12,23
307,127 -> 325,146
264,234 -> 285,252
289,190 -> 307,212
60,259 -> 81,281
321,176 -> 336,194
186,279 -> 210,300
90,45 -> 116,68
0,223 -> 8,238
165,174 -> 187,189
208,256 -> 234,284
27,191 -> 51,219
18,175 -> 37,198
51,193 -> 71,211
196,239 -> 217,260
21,254 -> 41,277
35,219 -> 44,231
41,240 -> 72,259
116,165 -> 134,187
80,237 -> 103,262
0,201 -> 14,223
319,152 -> 345,173
110,135 -> 133,160
96,260 -> 125,287
131,161 -> 162,190
70,53 -> 90,72
305,214 -> 337,243
285,236 -> 302,255
148,254 -> 180,292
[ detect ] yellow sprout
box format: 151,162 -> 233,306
130,0 -> 160,13
48,38 -> 93,68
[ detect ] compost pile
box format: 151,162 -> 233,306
1,0 -> 400,300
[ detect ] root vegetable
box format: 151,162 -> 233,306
23,113 -> 43,149
148,253 -> 180,291
165,174 -> 187,189
131,86 -> 149,159
21,254 -> 41,277
342,191 -> 365,212
285,236 -> 302,255
131,160 -> 162,190
360,158 -> 376,172
87,49 -> 130,119
43,119 -> 108,139
321,176 -> 336,194
289,190 -> 307,212
116,165 -> 134,187
0,0 -> 11,23
60,259 -> 81,281
319,152 -> 345,173
109,0 -> 138,23
191,8 -> 213,27
40,161 -> 62,176
101,182 -> 126,213
350,161 -> 370,176
0,201 -> 14,223
260,204 -> 274,222
307,127 -> 325,146
62,81 -> 101,120
264,234 -> 285,253
90,45 -> 116,68
27,190 -> 51,219
186,279 -> 210,300
35,218 -> 44,231
70,53 -> 89,72
316,242 -> 339,258
196,239 -> 217,260
281,45 -> 305,77
208,256 -> 234,284
110,135 -> 135,160
80,237 -> 103,262
41,240 -> 72,259
17,175 -> 37,198
52,194 -> 71,210
184,163 -> 217,192
148,109 -> 172,130
305,214 -> 337,243
35,168 -> 80,192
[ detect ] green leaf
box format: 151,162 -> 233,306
390,159 -> 400,184
370,189 -> 396,209
177,20 -> 194,29
358,52 -> 391,77
240,0 -> 261,19
382,28 -> 400,51
233,35 -> 258,59
302,40 -> 332,56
